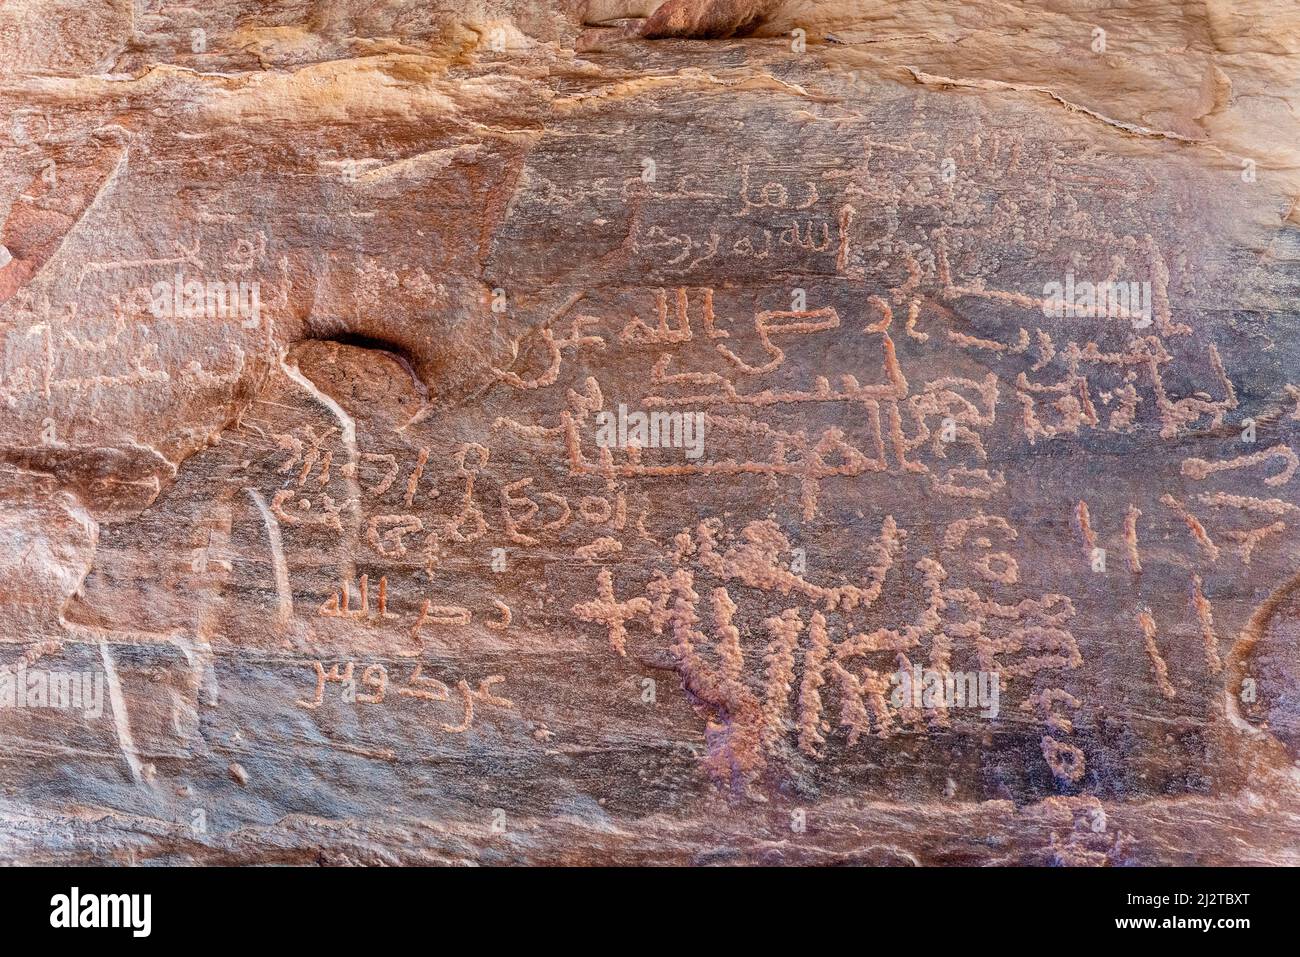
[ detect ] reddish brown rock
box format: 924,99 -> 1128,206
1,0 -> 1300,865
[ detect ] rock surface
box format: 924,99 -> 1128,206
1,0 -> 1299,865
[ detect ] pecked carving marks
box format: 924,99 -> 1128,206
3,7 -> 1300,867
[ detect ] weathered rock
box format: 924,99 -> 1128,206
1,0 -> 1299,865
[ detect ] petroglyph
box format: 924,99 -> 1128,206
4,0 -> 1300,867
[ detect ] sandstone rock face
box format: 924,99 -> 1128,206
1,0 -> 1299,865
